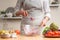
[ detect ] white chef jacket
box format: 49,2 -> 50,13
14,0 -> 51,34
15,0 -> 51,17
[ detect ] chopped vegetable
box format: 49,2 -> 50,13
43,26 -> 50,35
50,23 -> 58,31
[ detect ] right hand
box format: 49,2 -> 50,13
16,10 -> 28,17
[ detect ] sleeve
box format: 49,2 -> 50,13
43,0 -> 51,19
14,0 -> 24,13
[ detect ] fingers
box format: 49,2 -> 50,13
40,21 -> 46,27
41,22 -> 46,27
20,10 -> 28,16
23,11 -> 28,17
41,17 -> 49,26
40,18 -> 48,27
16,11 -> 21,16
16,10 -> 28,17
25,11 -> 28,16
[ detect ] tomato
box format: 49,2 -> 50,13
44,33 -> 52,37
44,30 -> 53,37
15,30 -> 20,35
53,34 -> 59,37
51,31 -> 60,37
54,31 -> 60,35
44,30 -> 60,37
47,33 -> 52,37
47,30 -> 54,35
44,34 -> 48,36
57,31 -> 60,35
54,31 -> 58,35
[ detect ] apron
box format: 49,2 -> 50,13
21,0 -> 44,35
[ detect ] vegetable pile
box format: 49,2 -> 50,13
43,23 -> 60,38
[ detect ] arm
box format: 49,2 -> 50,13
14,0 -> 28,16
14,0 -> 24,13
40,0 -> 51,27
43,0 -> 51,20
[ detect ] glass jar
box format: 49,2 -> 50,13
21,24 -> 41,36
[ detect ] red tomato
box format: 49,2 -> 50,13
44,33 -> 52,37
57,31 -> 60,35
44,30 -> 53,37
45,31 -> 60,37
54,31 -> 60,35
44,34 -> 48,36
15,30 -> 20,35
53,34 -> 59,37
47,31 -> 54,35
54,31 -> 59,35
47,33 -> 52,37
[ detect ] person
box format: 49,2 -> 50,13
14,0 -> 51,35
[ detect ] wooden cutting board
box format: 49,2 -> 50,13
0,35 -> 60,40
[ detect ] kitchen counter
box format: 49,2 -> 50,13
0,35 -> 60,40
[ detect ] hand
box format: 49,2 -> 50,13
16,10 -> 28,17
40,16 -> 49,27
22,10 -> 28,17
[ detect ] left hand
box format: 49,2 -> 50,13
16,10 -> 28,17
40,16 -> 49,27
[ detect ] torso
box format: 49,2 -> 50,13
22,0 -> 44,25
23,0 -> 43,10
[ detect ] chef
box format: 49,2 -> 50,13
14,0 -> 51,35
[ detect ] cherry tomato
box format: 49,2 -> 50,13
54,31 -> 58,35
47,30 -> 54,35
44,34 -> 48,36
52,31 -> 60,37
53,34 -> 59,37
44,30 -> 53,37
54,31 -> 60,35
45,30 -> 60,37
15,30 -> 20,35
58,31 -> 60,35
47,33 -> 52,37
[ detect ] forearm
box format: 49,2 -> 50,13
40,15 -> 50,27
14,0 -> 24,13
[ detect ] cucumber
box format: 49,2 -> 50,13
43,27 -> 50,34
50,23 -> 58,31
